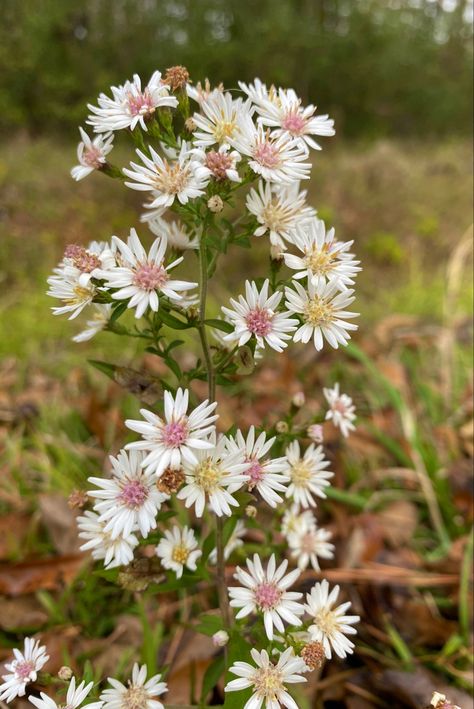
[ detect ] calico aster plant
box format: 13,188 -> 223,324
1,67 -> 364,709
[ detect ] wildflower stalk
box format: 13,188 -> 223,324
197,220 -> 231,633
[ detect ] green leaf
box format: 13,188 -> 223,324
222,516 -> 238,547
201,529 -> 216,563
159,310 -> 193,330
200,655 -> 225,703
88,359 -> 117,381
195,613 -> 224,637
205,318 -> 234,333
110,301 -> 128,323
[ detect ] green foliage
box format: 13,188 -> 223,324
0,0 -> 472,137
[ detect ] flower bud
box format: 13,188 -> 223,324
68,489 -> 89,510
207,195 -> 224,213
307,424 -> 324,444
270,244 -> 285,261
58,666 -> 73,681
245,505 -> 257,518
292,391 -> 305,408
212,630 -> 229,647
276,420 -> 289,434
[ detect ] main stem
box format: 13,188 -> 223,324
197,231 -> 231,631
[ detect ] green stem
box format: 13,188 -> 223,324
197,226 -> 231,637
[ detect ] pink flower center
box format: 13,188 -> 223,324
133,263 -> 169,291
119,479 -> 148,509
333,400 -> 348,414
205,150 -> 233,180
246,457 -> 264,488
83,145 -> 104,169
64,244 -> 101,273
300,531 -> 316,553
245,307 -> 273,337
127,89 -> 155,117
162,420 -> 188,448
14,660 -> 35,681
253,140 -> 281,169
282,112 -> 307,135
254,582 -> 282,610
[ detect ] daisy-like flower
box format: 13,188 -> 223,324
125,388 -> 218,478
156,525 -> 202,578
284,441 -> 333,509
254,87 -> 335,152
246,180 -> 315,248
305,580 -> 359,659
288,524 -> 335,572
221,279 -> 298,352
283,218 -> 361,287
47,270 -> 96,320
100,664 -> 167,709
228,553 -> 304,640
141,213 -> 199,251
192,144 -> 241,182
192,91 -> 251,148
73,304 -> 112,343
281,505 -> 317,537
123,142 -> 210,213
100,229 -> 196,318
0,638 -> 49,703
225,647 -> 307,709
186,79 -> 224,105
77,510 -> 138,569
323,383 -> 356,438
177,434 -> 249,517
209,519 -> 246,564
29,677 -> 103,709
285,279 -> 359,351
87,449 -> 168,540
87,71 -> 177,133
71,128 -> 114,181
238,78 -> 275,106
226,427 -> 289,507
230,115 -> 311,184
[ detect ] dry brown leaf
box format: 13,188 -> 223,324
0,596 -> 48,630
0,513 -> 32,559
370,668 -> 473,709
377,500 -> 418,547
0,555 -> 86,596
38,493 -> 82,555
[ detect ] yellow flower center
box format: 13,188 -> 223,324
123,685 -> 150,709
305,245 -> 336,275
172,543 -> 190,565
213,119 -> 236,143
290,460 -> 312,486
154,161 -> 190,195
253,666 -> 284,700
194,457 -> 222,493
304,296 -> 334,326
66,285 -> 93,306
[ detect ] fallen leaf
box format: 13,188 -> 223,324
0,555 -> 86,596
0,596 -> 48,630
0,513 -> 32,559
38,493 -> 82,555
370,668 -> 473,708
377,500 -> 418,547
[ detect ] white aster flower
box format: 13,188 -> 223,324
284,441 -> 333,509
125,388 -> 218,478
288,524 -> 335,572
71,127 -> 114,181
177,434 -> 249,517
228,553 -> 304,640
283,218 -> 361,287
100,664 -> 167,709
285,279 -> 359,351
87,71 -> 177,133
186,79 -> 224,105
281,505 -> 317,537
124,142 -> 210,213
73,304 -> 112,343
305,580 -> 359,659
29,677 -> 103,709
222,279 -> 298,352
87,449 -> 168,540
254,87 -> 335,152
100,229 -> 196,318
307,424 -> 324,444
238,78 -> 275,106
246,180 -> 315,248
225,647 -> 307,709
192,91 -> 251,148
156,525 -> 202,578
226,427 -> 289,507
47,270 -> 96,320
209,519 -> 246,564
323,383 -> 356,438
0,638 -> 49,703
141,213 -> 199,250
77,510 -> 138,569
230,115 -> 311,184
192,144 -> 241,182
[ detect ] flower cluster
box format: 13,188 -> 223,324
38,67 -> 364,708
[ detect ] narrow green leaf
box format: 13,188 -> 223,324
204,319 -> 234,333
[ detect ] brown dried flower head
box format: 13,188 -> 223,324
68,489 -> 89,510
157,467 -> 185,494
301,641 -> 325,671
164,65 -> 190,91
